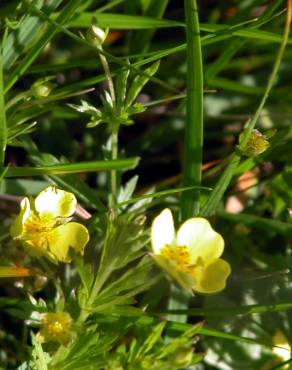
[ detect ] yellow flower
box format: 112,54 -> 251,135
151,209 -> 231,294
39,312 -> 72,344
10,186 -> 89,263
273,330 -> 291,364
261,330 -> 291,370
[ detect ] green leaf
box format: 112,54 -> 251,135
74,254 -> 94,298
125,60 -> 160,108
136,322 -> 166,357
217,210 -> 292,236
30,332 -> 51,370
2,0 -> 63,70
117,175 -> 138,205
0,43 -> 7,165
116,63 -> 130,111
67,12 -> 184,29
5,0 -> 86,93
20,142 -> 106,211
2,158 -> 140,177
156,301 -> 292,317
94,257 -> 158,310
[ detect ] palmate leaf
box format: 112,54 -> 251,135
94,213 -> 150,294
49,326 -> 115,370
100,320 -> 203,370
91,257 -> 159,314
30,332 -> 51,370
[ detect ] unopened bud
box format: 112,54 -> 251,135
171,347 -> 194,367
86,25 -> 107,47
32,78 -> 54,98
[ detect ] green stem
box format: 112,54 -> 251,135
97,47 -> 119,210
167,0 -> 204,326
201,0 -> 292,217
110,127 -> 119,208
98,48 -> 116,108
0,45 -> 7,166
180,0 -> 204,220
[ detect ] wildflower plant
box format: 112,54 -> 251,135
1,1 -> 292,370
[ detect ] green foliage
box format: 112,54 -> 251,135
70,61 -> 160,128
1,0 -> 292,369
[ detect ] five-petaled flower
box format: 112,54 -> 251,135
10,186 -> 89,263
39,311 -> 72,344
151,209 -> 231,294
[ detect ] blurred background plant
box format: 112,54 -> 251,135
1,0 -> 292,369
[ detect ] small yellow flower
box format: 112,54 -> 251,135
262,330 -> 291,370
151,209 -> 231,294
10,186 -> 89,263
273,330 -> 291,364
39,312 -> 72,344
239,129 -> 270,157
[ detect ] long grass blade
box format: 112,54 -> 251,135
5,0 -> 85,93
0,44 -> 7,165
3,158 -> 140,177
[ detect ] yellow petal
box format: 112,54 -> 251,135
152,254 -> 194,295
48,222 -> 89,262
272,330 -> 291,361
151,209 -> 176,254
177,218 -> 224,265
193,258 -> 231,294
35,186 -> 77,218
10,197 -> 31,238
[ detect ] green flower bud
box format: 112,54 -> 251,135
32,80 -> 54,98
239,129 -> 270,157
171,347 -> 194,368
86,25 -> 107,47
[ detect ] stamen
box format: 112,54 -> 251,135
160,245 -> 197,275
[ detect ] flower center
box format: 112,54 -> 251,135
160,245 -> 197,275
41,312 -> 72,342
23,212 -> 59,250
24,213 -> 55,234
48,321 -> 65,337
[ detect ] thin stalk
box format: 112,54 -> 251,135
110,127 -> 119,208
98,48 -> 116,108
201,0 -> 292,217
180,0 -> 204,220
167,0 -> 204,325
0,45 -> 7,165
97,46 -> 119,209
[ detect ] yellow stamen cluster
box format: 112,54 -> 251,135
40,312 -> 72,344
160,245 -> 196,275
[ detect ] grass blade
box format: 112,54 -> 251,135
0,44 -> 7,165
5,0 -> 85,93
167,0 -> 204,326
3,158 -> 140,177
68,12 -> 184,29
2,0 -> 63,70
153,301 -> 292,317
